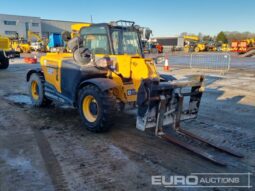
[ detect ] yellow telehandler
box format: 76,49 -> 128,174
0,36 -> 10,69
183,35 -> 206,52
0,35 -> 20,69
26,21 -> 242,165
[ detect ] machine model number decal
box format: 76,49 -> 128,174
127,89 -> 137,96
47,68 -> 54,74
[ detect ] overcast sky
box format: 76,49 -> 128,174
0,0 -> 254,36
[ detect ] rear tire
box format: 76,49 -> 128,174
0,51 -> 9,69
28,73 -> 52,107
78,85 -> 116,132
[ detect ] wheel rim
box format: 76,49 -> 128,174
82,95 -> 98,122
31,81 -> 39,100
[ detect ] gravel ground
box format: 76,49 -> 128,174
0,54 -> 254,191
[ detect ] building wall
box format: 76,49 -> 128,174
0,14 -> 87,40
177,37 -> 184,47
152,37 -> 184,48
41,19 -> 87,38
0,14 -> 41,39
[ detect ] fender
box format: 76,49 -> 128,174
160,74 -> 176,82
26,68 -> 43,81
78,78 -> 119,92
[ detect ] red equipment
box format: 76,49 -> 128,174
231,41 -> 247,53
24,57 -> 37,64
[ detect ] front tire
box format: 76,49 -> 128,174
78,85 -> 116,132
195,47 -> 200,52
28,73 -> 52,107
0,58 -> 9,69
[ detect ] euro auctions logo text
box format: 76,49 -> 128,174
151,173 -> 252,188
152,175 -> 198,187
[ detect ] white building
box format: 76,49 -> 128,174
0,14 -> 41,39
0,14 -> 87,39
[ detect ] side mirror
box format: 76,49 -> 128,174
67,37 -> 92,65
67,37 -> 83,52
61,31 -> 71,42
154,56 -> 165,64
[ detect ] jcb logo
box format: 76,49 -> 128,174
127,89 -> 136,96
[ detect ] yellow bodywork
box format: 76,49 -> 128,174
221,43 -> 230,52
183,35 -> 199,41
11,41 -> 30,53
40,53 -> 158,103
40,53 -> 72,92
183,35 -> 206,53
0,36 -> 11,51
71,23 -> 91,38
195,43 -> 206,52
28,31 -> 41,42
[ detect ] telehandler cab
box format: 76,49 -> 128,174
27,21 -> 242,165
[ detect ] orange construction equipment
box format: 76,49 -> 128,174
231,41 -> 248,53
156,44 -> 163,53
24,57 -> 37,64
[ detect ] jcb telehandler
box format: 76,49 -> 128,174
27,21 -> 242,165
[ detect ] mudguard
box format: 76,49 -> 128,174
79,78 -> 119,92
26,68 -> 43,81
160,74 -> 176,81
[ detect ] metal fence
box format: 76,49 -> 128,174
189,53 -> 231,74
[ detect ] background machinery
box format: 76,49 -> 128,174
26,21 -> 242,165
28,31 -> 47,52
10,32 -> 31,53
0,36 -> 10,69
218,43 -> 230,52
139,27 -> 163,54
231,38 -> 255,57
47,33 -> 65,52
0,35 -> 20,69
183,35 -> 206,52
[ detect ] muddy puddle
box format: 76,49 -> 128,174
4,94 -> 32,105
4,94 -> 73,110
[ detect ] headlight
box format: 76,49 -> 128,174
95,57 -> 117,71
95,58 -> 108,68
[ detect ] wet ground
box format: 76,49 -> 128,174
0,54 -> 254,191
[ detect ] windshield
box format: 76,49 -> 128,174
80,26 -> 110,54
112,30 -> 141,55
80,25 -> 142,55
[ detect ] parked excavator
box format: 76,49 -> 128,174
26,20 -> 243,165
28,31 -> 47,52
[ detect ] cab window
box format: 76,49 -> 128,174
112,30 -> 120,54
80,26 -> 110,54
122,31 -> 141,55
